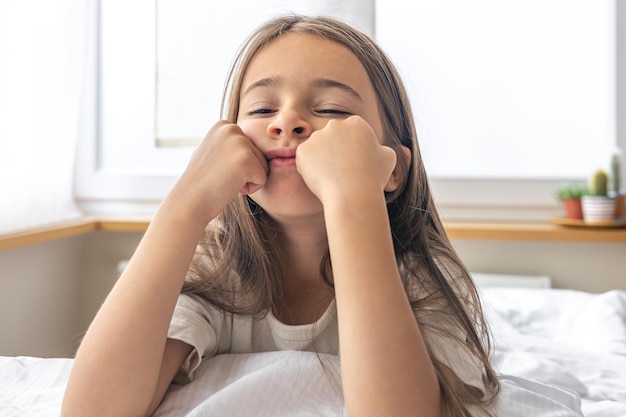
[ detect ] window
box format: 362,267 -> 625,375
75,0 -> 373,213
378,1 -> 615,179
75,0 -> 626,221
376,0 -> 624,220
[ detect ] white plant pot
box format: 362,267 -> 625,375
581,196 -> 616,223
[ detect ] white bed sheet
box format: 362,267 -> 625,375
481,287 -> 626,417
1,287 -> 625,417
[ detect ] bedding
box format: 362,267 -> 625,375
1,287 -> 625,417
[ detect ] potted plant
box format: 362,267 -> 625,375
555,182 -> 586,220
581,169 -> 616,223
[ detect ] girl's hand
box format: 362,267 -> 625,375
295,116 -> 397,205
166,121 -> 268,225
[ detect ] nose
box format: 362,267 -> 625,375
267,110 -> 313,140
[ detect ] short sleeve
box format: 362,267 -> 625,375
167,293 -> 224,384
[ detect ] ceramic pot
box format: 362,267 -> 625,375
581,196 -> 616,223
563,198 -> 583,220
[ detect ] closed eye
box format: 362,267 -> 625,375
247,108 -> 276,116
316,109 -> 351,117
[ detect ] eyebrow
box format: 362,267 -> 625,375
241,77 -> 362,101
311,78 -> 362,101
241,76 -> 282,98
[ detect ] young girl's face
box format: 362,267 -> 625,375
237,32 -> 384,222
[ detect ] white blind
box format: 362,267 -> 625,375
376,0 -> 616,179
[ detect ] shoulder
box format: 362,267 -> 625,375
170,293 -> 230,341
175,292 -> 223,317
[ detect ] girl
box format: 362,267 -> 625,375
62,15 -> 499,417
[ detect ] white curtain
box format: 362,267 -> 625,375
0,0 -> 88,233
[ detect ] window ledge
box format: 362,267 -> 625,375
1,217 -> 626,251
444,221 -> 626,243
0,216 -> 151,251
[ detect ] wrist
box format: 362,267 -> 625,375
161,180 -> 234,228
322,186 -> 387,214
156,194 -> 216,236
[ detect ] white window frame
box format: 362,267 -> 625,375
75,0 -> 626,221
75,0 -> 178,214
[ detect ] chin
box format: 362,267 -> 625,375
249,184 -> 324,221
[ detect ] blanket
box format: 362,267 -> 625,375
2,287 -> 626,416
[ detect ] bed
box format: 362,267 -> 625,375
1,283 -> 625,417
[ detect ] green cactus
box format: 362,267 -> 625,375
610,152 -> 621,193
588,169 -> 609,196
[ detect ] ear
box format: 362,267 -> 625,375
384,145 -> 412,192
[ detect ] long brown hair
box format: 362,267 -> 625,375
183,14 -> 499,416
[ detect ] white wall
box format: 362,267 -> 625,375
0,237 -> 83,357
0,232 -> 142,358
453,240 -> 626,293
0,232 -> 624,357
76,232 -> 143,332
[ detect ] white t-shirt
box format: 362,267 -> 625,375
168,294 -> 338,384
167,292 -> 486,395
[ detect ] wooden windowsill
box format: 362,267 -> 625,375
0,217 -> 151,251
1,217 -> 626,251
444,221 -> 626,243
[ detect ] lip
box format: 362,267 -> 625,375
265,146 -> 298,168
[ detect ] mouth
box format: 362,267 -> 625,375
265,146 -> 298,168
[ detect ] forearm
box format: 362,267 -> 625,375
62,202 -> 207,416
325,193 -> 441,417
61,120 -> 268,416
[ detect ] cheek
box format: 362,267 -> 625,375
363,102 -> 385,143
368,114 -> 385,145
236,119 -> 264,142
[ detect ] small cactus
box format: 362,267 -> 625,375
588,169 -> 609,196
